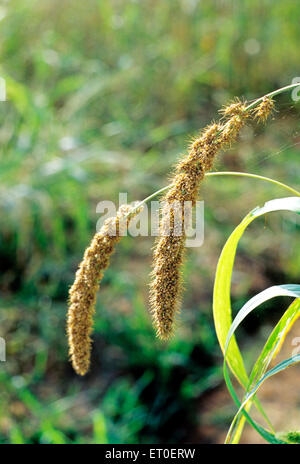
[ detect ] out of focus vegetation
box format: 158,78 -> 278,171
0,0 -> 299,444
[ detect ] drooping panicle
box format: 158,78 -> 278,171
150,102 -> 249,339
67,203 -> 140,375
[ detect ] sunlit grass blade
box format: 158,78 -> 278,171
213,197 -> 300,443
213,197 -> 300,383
223,285 -> 300,443
224,285 -> 300,354
223,364 -> 287,444
233,298 -> 300,440
248,298 -> 300,388
226,354 -> 300,444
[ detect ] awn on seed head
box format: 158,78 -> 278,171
150,97 -> 274,339
67,204 -> 141,375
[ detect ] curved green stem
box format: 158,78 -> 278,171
206,171 -> 300,197
245,82 -> 300,111
128,171 -> 300,217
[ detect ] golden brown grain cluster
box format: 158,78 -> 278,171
67,203 -> 140,375
253,96 -> 275,122
150,97 -> 275,339
219,98 -> 246,118
149,122 -> 225,339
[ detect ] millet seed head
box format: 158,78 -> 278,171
150,101 -> 251,339
219,98 -> 247,119
252,96 -> 275,123
67,203 -> 141,375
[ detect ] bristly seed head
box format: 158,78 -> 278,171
150,102 -> 250,340
253,96 -> 275,123
67,203 -> 141,375
218,114 -> 246,146
219,98 -> 247,119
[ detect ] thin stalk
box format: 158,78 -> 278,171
206,171 -> 300,197
245,82 -> 300,112
127,171 -> 300,218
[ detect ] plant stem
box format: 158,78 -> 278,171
206,171 -> 300,197
245,82 -> 300,111
128,171 -> 300,217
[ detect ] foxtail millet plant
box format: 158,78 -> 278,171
67,203 -> 141,375
66,82 -> 300,445
67,83 -> 297,376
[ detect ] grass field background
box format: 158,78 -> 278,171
0,0 -> 299,443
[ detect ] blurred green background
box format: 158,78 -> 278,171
0,0 -> 299,444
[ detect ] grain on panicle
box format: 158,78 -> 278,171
219,98 -> 247,119
67,203 -> 141,376
252,96 -> 275,123
150,102 -> 250,340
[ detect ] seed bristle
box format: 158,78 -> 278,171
67,203 -> 141,375
252,96 -> 275,123
149,101 -> 251,339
